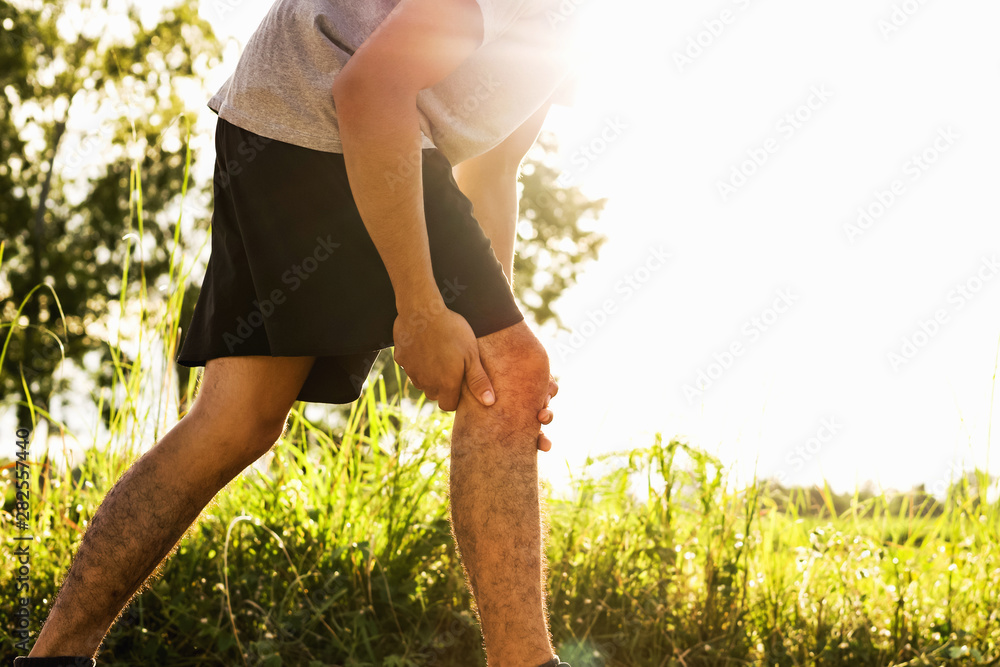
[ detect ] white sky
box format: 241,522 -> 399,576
5,0 -> 998,497
205,0 -> 1000,494
532,0 -> 1000,493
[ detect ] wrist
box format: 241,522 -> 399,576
395,282 -> 445,317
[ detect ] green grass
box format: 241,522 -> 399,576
4,126 -> 1000,667
4,390 -> 1000,666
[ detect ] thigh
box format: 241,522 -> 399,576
190,355 -> 317,435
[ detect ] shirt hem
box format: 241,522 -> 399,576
210,102 -> 437,154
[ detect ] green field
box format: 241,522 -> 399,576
3,363 -> 1000,666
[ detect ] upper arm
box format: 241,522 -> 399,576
332,0 -> 485,101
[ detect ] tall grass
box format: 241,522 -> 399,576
3,126 -> 1000,666
5,391 -> 1000,666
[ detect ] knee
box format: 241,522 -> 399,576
473,323 -> 551,420
504,332 -> 551,406
188,399 -> 290,461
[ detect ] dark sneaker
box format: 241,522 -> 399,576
538,658 -> 571,667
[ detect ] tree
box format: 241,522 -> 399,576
0,0 -> 222,428
514,131 -> 606,327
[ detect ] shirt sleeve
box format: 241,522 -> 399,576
472,0 -> 540,45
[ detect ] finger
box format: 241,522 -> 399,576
537,408 -> 553,425
465,352 -> 496,407
537,431 -> 552,452
439,376 -> 464,412
548,376 -> 559,399
438,387 -> 459,412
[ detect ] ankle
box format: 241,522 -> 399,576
28,627 -> 101,663
485,645 -> 554,667
537,657 -> 570,667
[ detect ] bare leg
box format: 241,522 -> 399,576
449,321 -> 555,667
28,355 -> 315,658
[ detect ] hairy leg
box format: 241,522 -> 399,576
449,321 -> 555,667
29,355 -> 316,658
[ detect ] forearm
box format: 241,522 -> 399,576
453,161 -> 519,286
335,86 -> 441,312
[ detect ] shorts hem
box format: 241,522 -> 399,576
174,307 -> 525,371
175,339 -> 386,369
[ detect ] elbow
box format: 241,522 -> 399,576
331,69 -> 358,116
332,65 -> 416,118
333,74 -> 379,140
332,64 -> 376,122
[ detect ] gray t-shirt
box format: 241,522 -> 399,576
208,0 -> 579,165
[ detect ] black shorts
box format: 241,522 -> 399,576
175,117 -> 523,404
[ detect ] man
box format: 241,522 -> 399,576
17,0 -> 579,664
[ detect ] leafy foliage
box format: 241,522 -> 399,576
515,132 -> 607,327
4,392 -> 1000,666
0,0 -> 221,424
